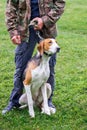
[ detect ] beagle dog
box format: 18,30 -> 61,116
19,38 -> 60,118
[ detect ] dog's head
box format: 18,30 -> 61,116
37,38 -> 60,56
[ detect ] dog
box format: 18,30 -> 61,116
19,38 -> 60,118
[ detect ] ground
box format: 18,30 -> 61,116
0,0 -> 87,130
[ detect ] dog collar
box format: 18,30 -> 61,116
44,52 -> 52,57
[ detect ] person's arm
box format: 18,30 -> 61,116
5,0 -> 20,43
42,0 -> 65,28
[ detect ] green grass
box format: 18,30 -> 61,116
0,0 -> 87,130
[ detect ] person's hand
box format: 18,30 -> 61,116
11,35 -> 21,45
32,17 -> 43,30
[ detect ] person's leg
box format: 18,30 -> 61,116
2,27 -> 39,114
10,27 -> 39,107
47,53 -> 57,108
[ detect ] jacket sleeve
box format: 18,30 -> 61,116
5,0 -> 19,38
42,0 -> 65,28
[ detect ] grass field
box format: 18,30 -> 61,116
0,0 -> 87,130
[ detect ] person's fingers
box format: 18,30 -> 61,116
11,35 -> 21,45
17,35 -> 21,43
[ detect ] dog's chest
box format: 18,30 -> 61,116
31,62 -> 50,87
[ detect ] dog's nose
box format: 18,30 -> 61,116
57,47 -> 60,52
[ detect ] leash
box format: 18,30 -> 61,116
29,20 -> 53,57
29,20 -> 44,42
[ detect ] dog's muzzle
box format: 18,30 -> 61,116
57,47 -> 60,53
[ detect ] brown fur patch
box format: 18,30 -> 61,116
43,39 -> 52,51
37,41 -> 44,56
23,60 -> 38,85
37,39 -> 52,56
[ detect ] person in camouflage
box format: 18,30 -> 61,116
2,0 -> 65,114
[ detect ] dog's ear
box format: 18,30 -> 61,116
37,41 -> 44,56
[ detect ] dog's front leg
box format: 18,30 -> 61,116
24,85 -> 35,118
41,84 -> 50,115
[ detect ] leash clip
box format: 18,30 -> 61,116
36,31 -> 44,41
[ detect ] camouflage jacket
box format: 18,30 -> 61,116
6,0 -> 65,41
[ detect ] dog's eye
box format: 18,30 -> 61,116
49,41 -> 52,44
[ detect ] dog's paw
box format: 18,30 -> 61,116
41,107 -> 51,115
49,107 -> 56,114
29,111 -> 35,118
19,104 -> 28,109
